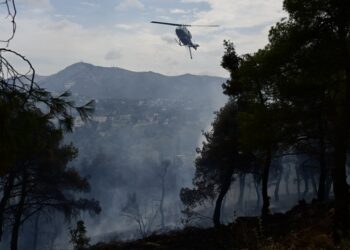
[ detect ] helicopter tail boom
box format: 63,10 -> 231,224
188,47 -> 193,59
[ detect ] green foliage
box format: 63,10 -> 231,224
70,220 -> 91,250
0,97 -> 101,246
221,41 -> 241,96
183,0 -> 350,232
0,57 -> 94,176
180,100 -> 259,224
0,3 -> 99,246
181,101 -> 238,207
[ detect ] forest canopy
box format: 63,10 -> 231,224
182,0 -> 350,242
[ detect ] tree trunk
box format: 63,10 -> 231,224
11,172 -> 27,250
284,164 -> 290,196
253,174 -> 261,210
160,174 -> 166,230
11,215 -> 21,250
237,174 -> 246,210
213,169 -> 233,227
274,169 -> 282,202
48,224 -> 59,250
261,150 -> 271,218
332,9 -> 350,241
296,166 -> 301,200
332,19 -> 350,240
311,174 -> 318,197
285,179 -> 290,196
0,169 -> 16,241
333,129 -> 349,241
159,162 -> 169,230
302,172 -> 309,199
32,213 -> 40,250
318,121 -> 327,201
325,176 -> 332,200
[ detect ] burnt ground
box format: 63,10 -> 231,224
90,201 -> 346,250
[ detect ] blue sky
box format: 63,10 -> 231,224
50,0 -> 211,27
1,0 -> 286,77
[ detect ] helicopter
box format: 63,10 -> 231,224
151,21 -> 219,59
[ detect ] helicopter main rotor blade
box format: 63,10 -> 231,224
151,21 -> 219,27
151,21 -> 189,27
190,24 -> 220,27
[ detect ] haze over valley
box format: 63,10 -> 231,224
24,62 -> 226,247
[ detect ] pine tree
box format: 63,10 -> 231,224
69,220 -> 90,250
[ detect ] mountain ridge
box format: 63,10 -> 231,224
59,62 -> 224,79
37,62 -> 226,102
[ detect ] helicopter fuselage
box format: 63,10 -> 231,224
175,26 -> 197,49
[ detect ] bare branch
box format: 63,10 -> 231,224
0,0 -> 17,46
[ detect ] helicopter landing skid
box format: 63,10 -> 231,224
175,38 -> 183,46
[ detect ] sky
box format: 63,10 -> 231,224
0,0 -> 286,77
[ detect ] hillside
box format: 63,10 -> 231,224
90,201 -> 341,250
38,62 -> 225,102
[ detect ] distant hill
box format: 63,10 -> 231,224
38,62 -> 226,102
